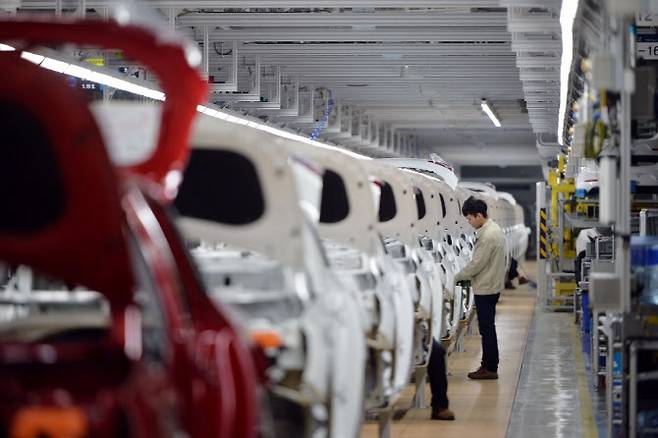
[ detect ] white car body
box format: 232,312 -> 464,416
360,163 -> 445,368
176,115 -> 366,438
282,143 -> 415,409
369,160 -> 478,342
378,158 -> 460,190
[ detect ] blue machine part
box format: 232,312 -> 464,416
613,351 -> 623,375
631,237 -> 658,306
581,293 -> 591,334
637,409 -> 658,437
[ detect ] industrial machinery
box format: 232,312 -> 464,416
0,10 -> 535,438
543,3 -> 658,436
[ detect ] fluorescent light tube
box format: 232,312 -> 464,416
24,48 -> 366,158
557,0 -> 579,145
19,50 -> 165,101
64,64 -> 92,80
40,57 -> 69,73
0,44 -> 15,51
85,69 -> 165,101
481,99 -> 502,128
20,51 -> 45,65
192,103 -> 370,159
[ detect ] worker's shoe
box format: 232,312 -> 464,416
468,367 -> 498,380
518,276 -> 530,285
504,280 -> 516,290
431,407 -> 455,421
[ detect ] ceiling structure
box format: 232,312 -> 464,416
12,0 -> 565,170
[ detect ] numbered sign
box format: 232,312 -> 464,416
637,12 -> 658,27
637,42 -> 658,59
636,29 -> 658,60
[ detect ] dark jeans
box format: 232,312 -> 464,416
474,293 -> 500,372
428,338 -> 449,409
506,257 -> 519,282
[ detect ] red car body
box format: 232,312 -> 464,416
0,19 -> 259,438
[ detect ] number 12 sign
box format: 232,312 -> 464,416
638,11 -> 658,27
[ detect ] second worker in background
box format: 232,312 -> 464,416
455,197 -> 507,380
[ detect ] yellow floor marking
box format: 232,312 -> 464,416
571,322 -> 598,438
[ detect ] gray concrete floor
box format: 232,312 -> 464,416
507,308 -> 599,438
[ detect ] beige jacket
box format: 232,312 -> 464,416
454,219 -> 507,295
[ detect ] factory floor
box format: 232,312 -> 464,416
361,262 -> 602,438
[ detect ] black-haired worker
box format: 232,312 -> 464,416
454,197 -> 507,380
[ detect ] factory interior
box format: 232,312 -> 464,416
1,1 -> 658,437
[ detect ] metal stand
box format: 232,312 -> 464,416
592,309 -> 607,389
536,182 -> 549,305
454,327 -> 465,353
411,367 -> 427,408
377,409 -> 392,438
467,316 -> 479,336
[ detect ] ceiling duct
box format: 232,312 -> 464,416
500,0 -> 561,135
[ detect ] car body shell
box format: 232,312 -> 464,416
0,55 -> 259,438
176,114 -> 366,438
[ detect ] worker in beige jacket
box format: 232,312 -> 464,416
455,197 -> 507,380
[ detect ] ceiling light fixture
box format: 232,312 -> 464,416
16,49 -> 165,101
20,50 -> 45,64
481,98 -> 501,128
19,47 -> 370,160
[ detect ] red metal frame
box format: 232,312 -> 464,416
0,54 -> 258,438
143,196 -> 261,438
0,18 -> 208,194
0,53 -> 134,308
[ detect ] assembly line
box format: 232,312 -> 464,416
0,10 -> 534,438
5,1 -> 658,437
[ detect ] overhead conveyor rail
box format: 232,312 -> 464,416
6,0 -> 544,167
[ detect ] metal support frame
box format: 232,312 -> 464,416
254,56 -> 262,100
167,8 -> 176,29
536,181 -> 549,306
539,154 -> 579,311
17,1 -> 508,8
639,209 -> 658,236
377,410 -> 392,438
617,17 -> 632,316
202,25 -> 209,79
629,340 -> 658,438
411,367 -> 427,409
592,309 -> 606,388
210,41 -> 239,93
586,12 -> 635,436
605,315 -> 623,437
10,0 -> 553,159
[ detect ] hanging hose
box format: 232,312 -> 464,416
310,89 -> 334,141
